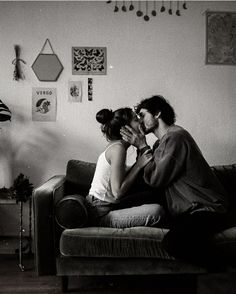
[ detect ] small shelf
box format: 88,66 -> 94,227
0,236 -> 29,255
0,199 -> 16,205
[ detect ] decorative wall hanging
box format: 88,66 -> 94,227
206,11 -> 236,65
32,88 -> 57,121
32,39 -> 63,81
12,45 -> 26,81
88,78 -> 93,101
0,100 -> 11,121
72,47 -> 107,75
68,81 -> 83,102
106,1 -> 188,21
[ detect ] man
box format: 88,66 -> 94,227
120,95 -> 229,264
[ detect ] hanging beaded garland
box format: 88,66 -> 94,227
106,1 -> 188,21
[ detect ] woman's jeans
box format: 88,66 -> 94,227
86,191 -> 164,229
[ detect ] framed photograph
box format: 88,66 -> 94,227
206,11 -> 236,65
32,88 -> 57,121
68,81 -> 83,102
72,47 -> 107,75
88,78 -> 93,101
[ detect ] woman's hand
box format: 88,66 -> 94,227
136,150 -> 153,169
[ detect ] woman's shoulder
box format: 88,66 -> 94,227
105,140 -> 125,151
105,141 -> 126,164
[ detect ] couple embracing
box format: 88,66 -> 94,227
86,95 -> 229,263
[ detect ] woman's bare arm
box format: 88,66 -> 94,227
107,144 -> 152,199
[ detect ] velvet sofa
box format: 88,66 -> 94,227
33,160 -> 236,292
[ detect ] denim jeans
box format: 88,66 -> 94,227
99,203 -> 164,228
86,191 -> 164,228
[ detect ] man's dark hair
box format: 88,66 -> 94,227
135,95 -> 176,125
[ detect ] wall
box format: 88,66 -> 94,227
0,1 -> 236,234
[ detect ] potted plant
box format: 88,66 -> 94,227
12,173 -> 34,203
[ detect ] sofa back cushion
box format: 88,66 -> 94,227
65,160 -> 236,208
211,164 -> 236,210
212,164 -> 236,226
65,159 -> 96,196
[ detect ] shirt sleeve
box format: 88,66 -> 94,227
143,133 -> 187,188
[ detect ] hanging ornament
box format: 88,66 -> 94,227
129,1 -> 134,11
122,1 -> 127,12
151,1 -> 157,17
168,1 -> 172,15
136,1 -> 143,17
12,45 -> 26,81
176,1 -> 181,16
114,1 -> 119,12
183,1 -> 187,9
160,0 -> 166,13
143,1 -> 150,21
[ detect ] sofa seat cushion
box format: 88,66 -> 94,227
60,225 -> 236,262
60,226 -> 173,259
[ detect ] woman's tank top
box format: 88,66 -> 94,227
88,141 -> 124,203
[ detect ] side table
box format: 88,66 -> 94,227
0,197 -> 32,271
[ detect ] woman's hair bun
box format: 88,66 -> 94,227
96,109 -> 114,124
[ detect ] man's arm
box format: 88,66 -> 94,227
110,146 -> 152,199
143,134 -> 187,188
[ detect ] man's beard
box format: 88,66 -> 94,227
141,122 -> 158,134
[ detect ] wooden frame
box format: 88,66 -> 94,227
206,11 -> 236,65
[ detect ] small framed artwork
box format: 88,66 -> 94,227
88,78 -> 93,101
68,81 -> 82,102
32,87 -> 57,121
206,11 -> 236,65
72,47 -> 107,75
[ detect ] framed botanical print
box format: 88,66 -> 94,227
68,81 -> 83,102
206,11 -> 236,65
72,47 -> 107,75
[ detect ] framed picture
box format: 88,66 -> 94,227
88,78 -> 93,101
206,11 -> 236,65
72,47 -> 107,75
32,88 -> 57,121
68,81 -> 83,102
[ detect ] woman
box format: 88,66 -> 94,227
86,107 -> 164,228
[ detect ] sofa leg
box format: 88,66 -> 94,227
61,276 -> 69,292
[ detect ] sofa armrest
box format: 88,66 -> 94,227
33,175 -> 66,275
